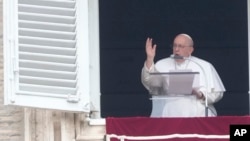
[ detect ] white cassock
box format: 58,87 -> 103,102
141,56 -> 226,117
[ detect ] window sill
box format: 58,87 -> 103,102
88,118 -> 106,126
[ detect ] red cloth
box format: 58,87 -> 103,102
106,116 -> 250,141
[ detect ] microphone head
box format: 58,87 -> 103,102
170,54 -> 184,59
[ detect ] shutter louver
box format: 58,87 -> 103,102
18,0 -> 78,97
3,0 -> 95,112
4,0 -> 91,112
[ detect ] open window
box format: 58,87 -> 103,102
3,0 -> 100,114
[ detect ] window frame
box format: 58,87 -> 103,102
3,0 -> 100,114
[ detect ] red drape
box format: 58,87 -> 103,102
106,116 -> 250,141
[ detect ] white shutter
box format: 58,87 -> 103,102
3,0 -> 94,112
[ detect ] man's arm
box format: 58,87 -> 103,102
141,62 -> 155,90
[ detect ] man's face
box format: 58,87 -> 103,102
172,35 -> 194,58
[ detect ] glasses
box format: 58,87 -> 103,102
170,44 -> 191,49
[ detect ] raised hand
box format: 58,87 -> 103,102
145,38 -> 157,68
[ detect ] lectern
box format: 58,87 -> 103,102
148,70 -> 200,117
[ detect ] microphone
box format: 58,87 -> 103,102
170,54 -> 185,60
170,54 -> 209,117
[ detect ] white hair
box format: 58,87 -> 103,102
176,33 -> 194,47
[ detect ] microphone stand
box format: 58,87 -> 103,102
171,55 -> 209,117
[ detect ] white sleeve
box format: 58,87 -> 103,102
141,62 -> 155,90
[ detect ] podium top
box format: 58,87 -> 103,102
148,70 -> 200,95
150,71 -> 199,75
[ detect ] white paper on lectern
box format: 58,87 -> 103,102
167,70 -> 195,95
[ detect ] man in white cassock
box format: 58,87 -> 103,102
141,33 -> 226,117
